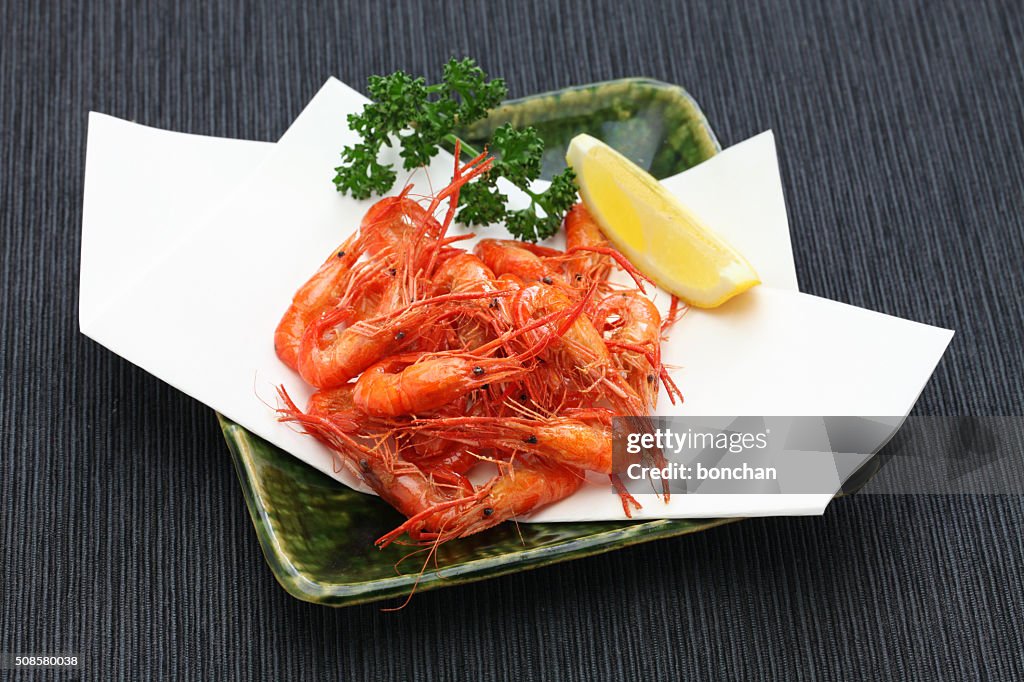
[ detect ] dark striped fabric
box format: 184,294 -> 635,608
1,1 -> 1022,679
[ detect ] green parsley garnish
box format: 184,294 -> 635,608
333,58 -> 577,242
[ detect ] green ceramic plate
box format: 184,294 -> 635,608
220,79 -> 875,607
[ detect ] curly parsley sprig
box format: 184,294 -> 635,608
333,58 -> 577,242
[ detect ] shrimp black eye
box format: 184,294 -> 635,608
519,393 -> 528,401
336,250 -> 346,258
575,274 -> 583,281
473,366 -> 485,376
541,276 -> 553,285
646,373 -> 655,383
483,508 -> 494,517
388,268 -> 397,276
489,298 -> 499,309
394,331 -> 406,341
524,435 -> 538,444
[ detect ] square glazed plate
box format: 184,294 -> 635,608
219,79 -> 878,607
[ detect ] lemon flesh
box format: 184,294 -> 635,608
566,134 -> 759,308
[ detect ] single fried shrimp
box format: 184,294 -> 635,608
352,352 -> 533,417
474,238 -> 565,286
376,453 -> 584,547
564,203 -> 612,286
434,253 -> 510,349
274,233 -> 362,370
297,299 -> 454,390
595,290 -> 683,407
413,408 -> 616,474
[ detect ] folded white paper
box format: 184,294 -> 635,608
80,78 -> 953,521
80,114 -> 273,327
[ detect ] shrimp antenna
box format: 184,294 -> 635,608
661,295 -> 689,334
565,245 -> 653,293
423,141 -> 494,274
381,520 -> 450,612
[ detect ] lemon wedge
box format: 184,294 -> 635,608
565,134 -> 759,308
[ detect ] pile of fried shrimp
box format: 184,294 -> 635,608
274,149 -> 682,549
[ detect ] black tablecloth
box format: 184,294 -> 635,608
2,1 -> 1022,679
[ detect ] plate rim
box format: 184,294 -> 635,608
223,417 -> 742,606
